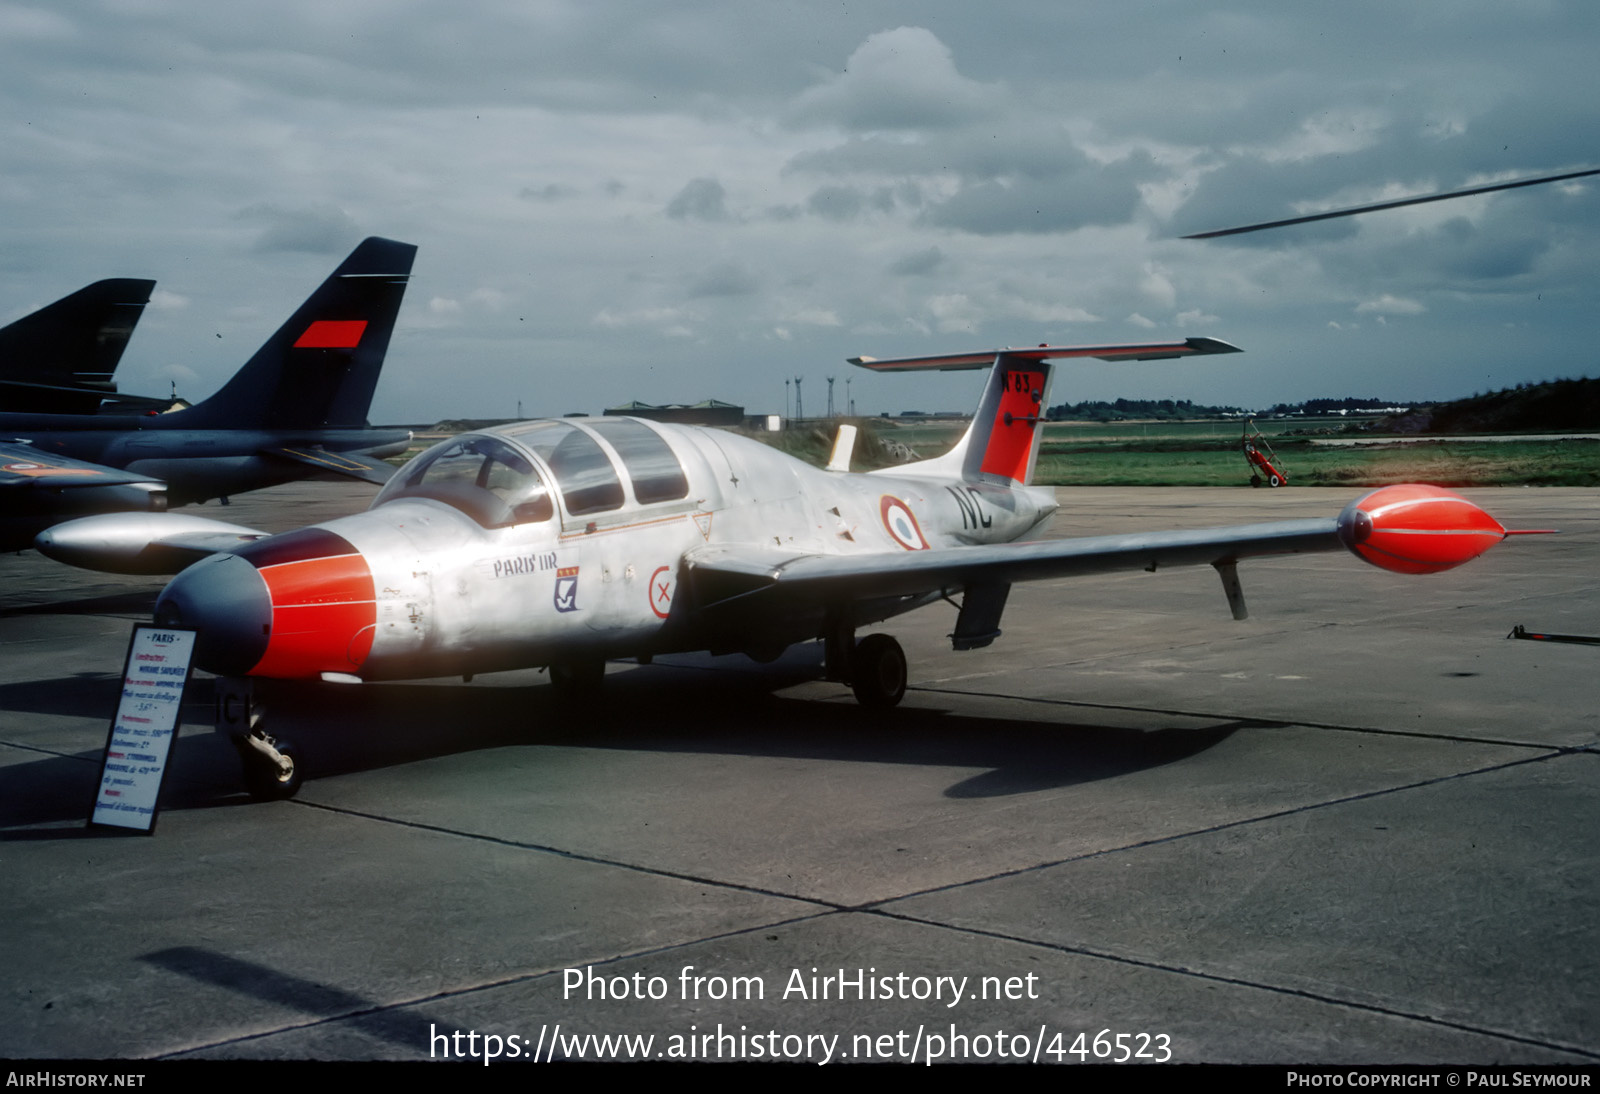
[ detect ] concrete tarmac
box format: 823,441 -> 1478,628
1,482 -> 1595,1065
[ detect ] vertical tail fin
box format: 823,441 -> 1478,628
850,338 -> 1243,485
0,278 -> 155,413
181,238 -> 417,430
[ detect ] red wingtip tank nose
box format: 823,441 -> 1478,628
1336,484 -> 1507,574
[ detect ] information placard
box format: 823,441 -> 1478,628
89,625 -> 196,833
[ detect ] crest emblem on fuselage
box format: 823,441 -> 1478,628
554,566 -> 580,612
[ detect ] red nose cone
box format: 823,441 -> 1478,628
228,528 -> 377,678
252,551 -> 377,677
1337,484 -> 1506,574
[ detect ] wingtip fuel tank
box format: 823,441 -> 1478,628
1336,484 -> 1508,574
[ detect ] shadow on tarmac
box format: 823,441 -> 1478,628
1,650 -> 1258,832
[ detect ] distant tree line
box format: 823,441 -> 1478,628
1045,398 -> 1244,421
1264,396 -> 1397,416
1385,376 -> 1600,433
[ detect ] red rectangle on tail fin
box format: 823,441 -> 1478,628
293,320 -> 368,349
978,367 -> 1045,482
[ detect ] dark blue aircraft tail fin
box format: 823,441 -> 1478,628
0,278 -> 156,413
182,238 -> 416,430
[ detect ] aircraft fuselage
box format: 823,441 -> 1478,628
157,419 -> 1058,681
3,415 -> 410,506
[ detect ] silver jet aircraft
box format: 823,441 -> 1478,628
41,338 -> 1532,798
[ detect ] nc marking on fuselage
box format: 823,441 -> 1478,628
946,485 -> 991,530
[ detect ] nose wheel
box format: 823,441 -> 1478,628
228,701 -> 303,800
236,735 -> 300,802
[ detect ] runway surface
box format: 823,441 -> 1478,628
2,482 -> 1595,1065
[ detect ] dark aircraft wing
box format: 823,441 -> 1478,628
260,445 -> 398,485
0,440 -> 164,490
1181,167 -> 1600,239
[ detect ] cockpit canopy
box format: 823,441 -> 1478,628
373,433 -> 553,528
373,418 -> 690,529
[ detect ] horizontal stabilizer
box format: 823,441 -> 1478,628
261,445 -> 398,484
848,337 -> 1241,372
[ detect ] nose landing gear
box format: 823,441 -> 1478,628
216,678 -> 302,800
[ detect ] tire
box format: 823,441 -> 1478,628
242,740 -> 302,801
1268,474 -> 1283,487
1249,474 -> 1262,488
549,660 -> 606,698
850,634 -> 907,708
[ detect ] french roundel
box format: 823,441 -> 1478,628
879,495 -> 929,551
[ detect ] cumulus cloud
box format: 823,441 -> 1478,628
148,290 -> 189,311
593,306 -> 689,329
236,204 -> 361,255
688,262 -> 759,298
1355,294 -> 1425,315
888,246 -> 944,277
521,183 -> 579,202
665,178 -> 730,221
788,26 -> 1002,132
807,185 -> 864,222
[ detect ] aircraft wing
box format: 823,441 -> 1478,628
682,519 -> 1348,648
685,518 -> 1338,609
0,441 -> 164,490
260,445 -> 398,485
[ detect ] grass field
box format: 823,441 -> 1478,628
1032,438 -> 1600,487
813,417 -> 1600,487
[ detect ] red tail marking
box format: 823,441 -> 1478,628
293,320 -> 368,349
978,367 -> 1045,482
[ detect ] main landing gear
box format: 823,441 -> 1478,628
547,660 -> 606,700
216,678 -> 302,800
824,616 -> 908,708
850,633 -> 908,708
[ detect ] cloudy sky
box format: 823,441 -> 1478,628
2,1 -> 1596,423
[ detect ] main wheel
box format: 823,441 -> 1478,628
1268,473 -> 1283,487
242,739 -> 302,801
549,660 -> 606,699
850,634 -> 907,708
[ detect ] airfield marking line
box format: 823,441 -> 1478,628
859,907 -> 1600,1062
145,909 -> 841,1060
288,797 -> 850,911
0,738 -> 102,761
908,685 -> 1567,752
855,749 -> 1570,911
